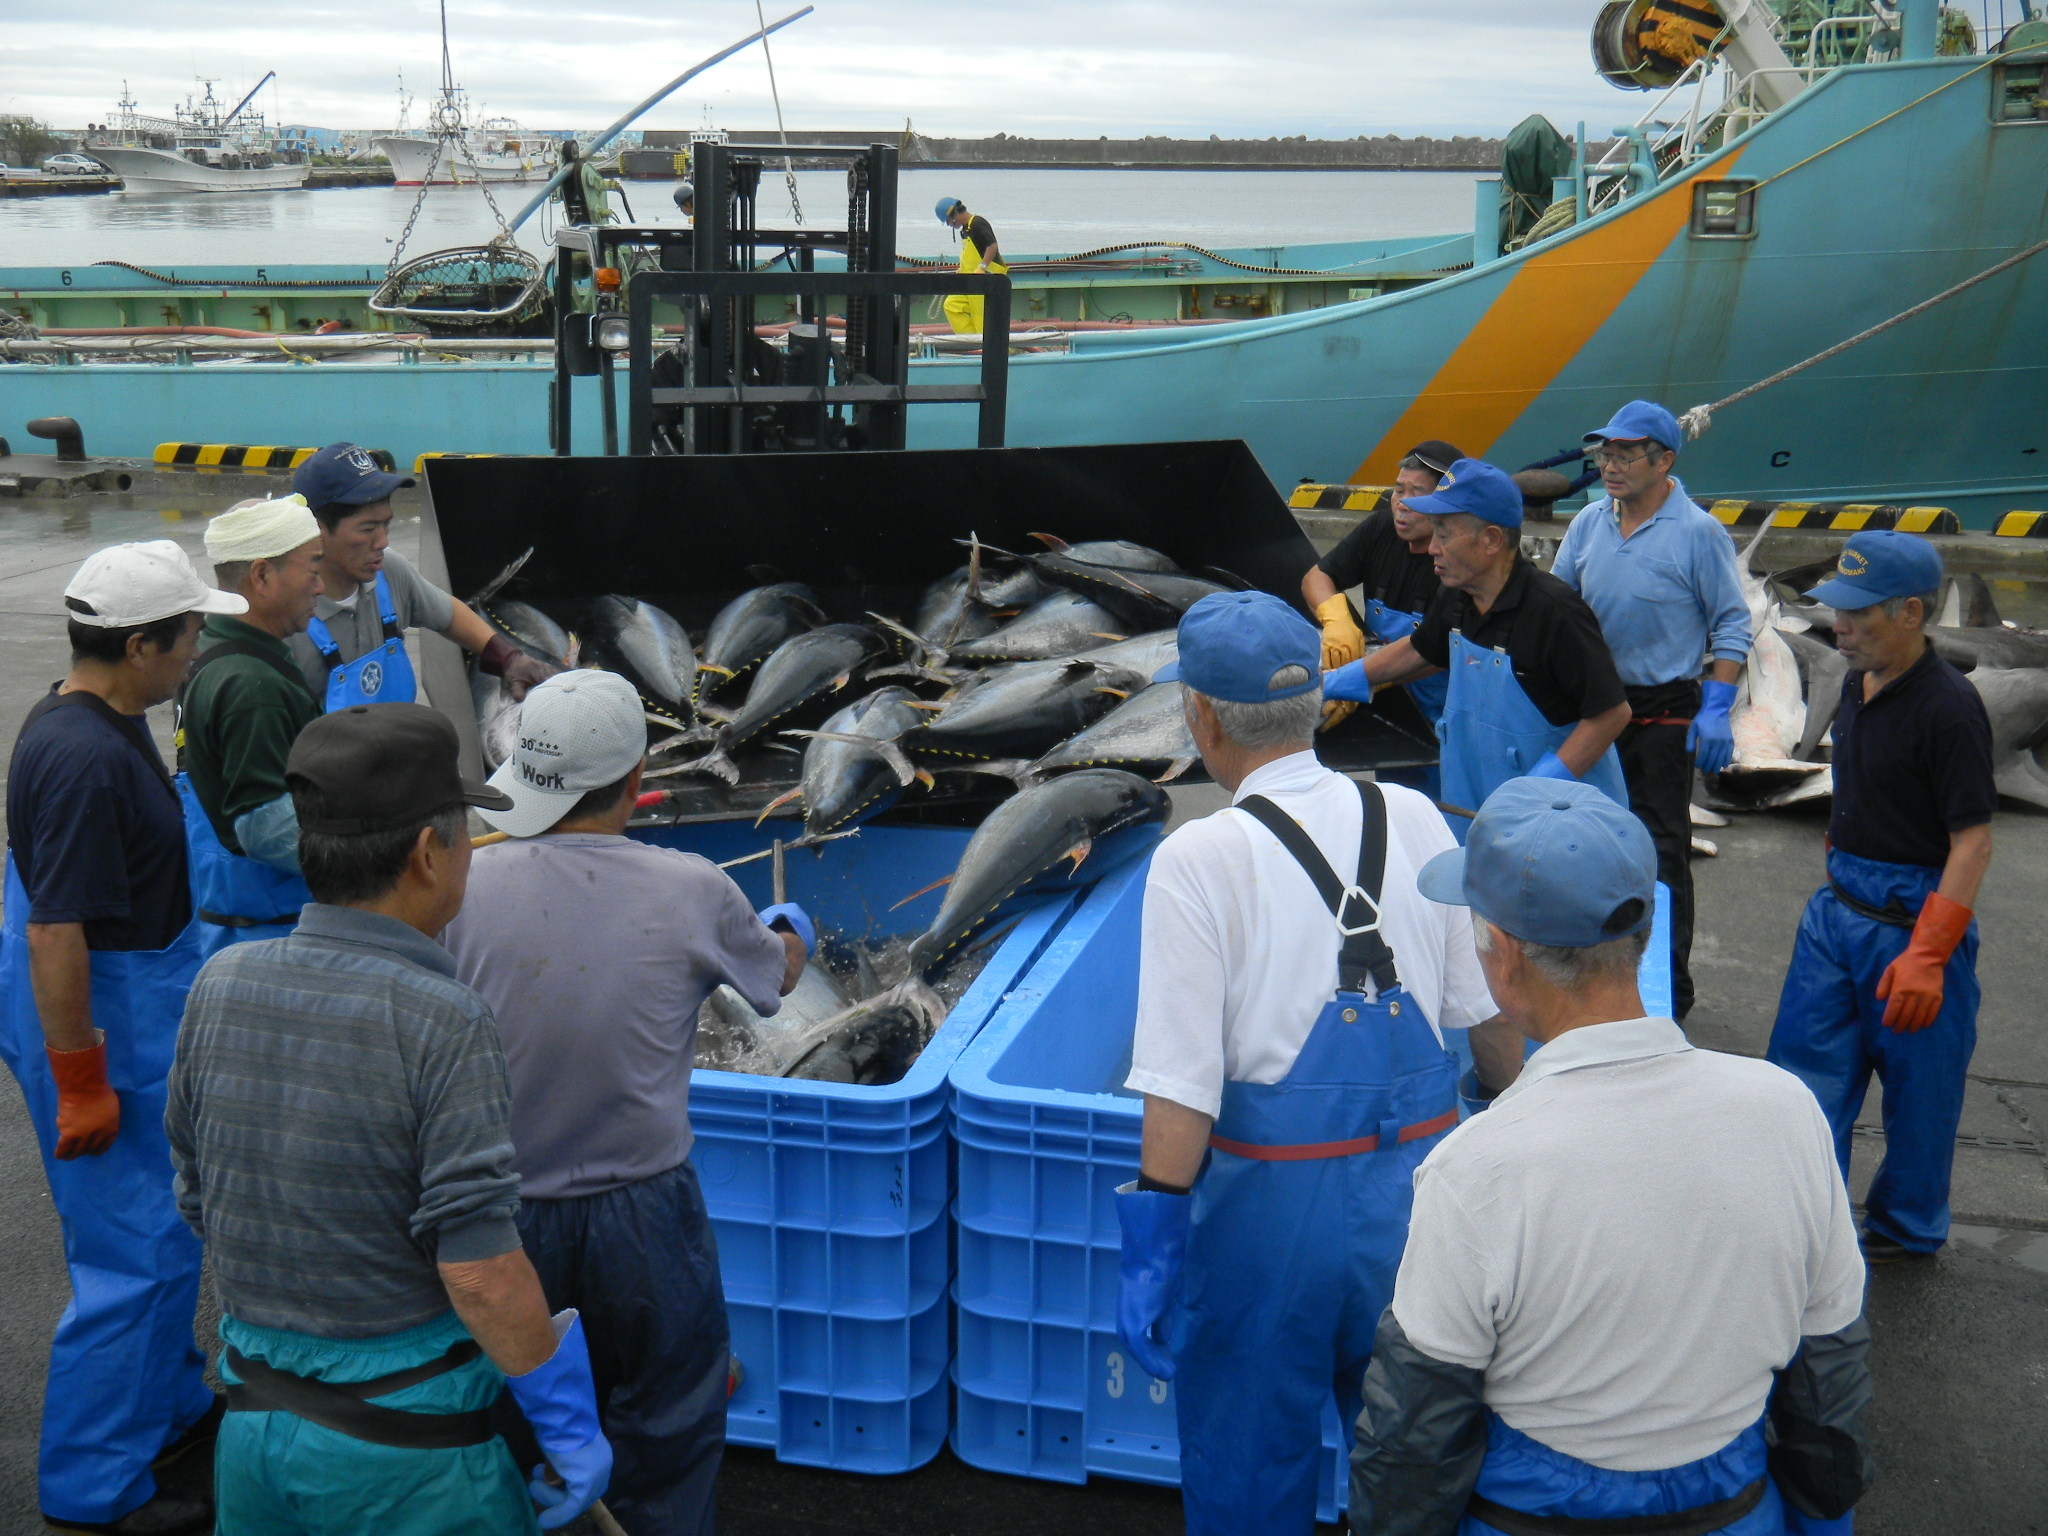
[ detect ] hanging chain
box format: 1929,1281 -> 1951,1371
387,133 -> 448,272
754,0 -> 803,226
475,158 -> 516,247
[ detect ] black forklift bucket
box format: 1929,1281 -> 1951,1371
419,440 -> 1436,819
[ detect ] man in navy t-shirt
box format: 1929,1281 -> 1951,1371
1,539 -> 246,1535
1767,531 -> 1996,1265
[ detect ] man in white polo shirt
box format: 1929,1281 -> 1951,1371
1349,778 -> 1874,1536
442,670 -> 808,1536
1112,591 -> 1513,1536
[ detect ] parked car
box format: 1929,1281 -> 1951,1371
41,153 -> 105,175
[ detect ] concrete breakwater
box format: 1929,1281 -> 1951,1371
629,130 -> 1502,174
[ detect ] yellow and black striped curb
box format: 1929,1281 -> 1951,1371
1992,511 -> 2048,538
152,444 -> 396,473
1700,500 -> 1960,535
1290,483 -> 1391,512
413,452 -> 505,474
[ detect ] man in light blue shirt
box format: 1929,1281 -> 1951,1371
1552,399 -> 1750,1022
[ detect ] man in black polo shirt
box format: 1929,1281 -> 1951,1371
1301,438 -> 1461,731
0,539 -> 247,1535
1324,458 -> 1631,821
1768,530 -> 1995,1263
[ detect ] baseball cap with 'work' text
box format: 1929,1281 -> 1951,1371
483,669 -> 650,838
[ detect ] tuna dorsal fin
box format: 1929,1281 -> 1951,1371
467,545 -> 533,609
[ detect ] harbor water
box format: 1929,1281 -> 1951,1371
0,167 -> 1482,267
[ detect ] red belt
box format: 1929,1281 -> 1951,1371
1208,1108 -> 1459,1162
1630,714 -> 1693,727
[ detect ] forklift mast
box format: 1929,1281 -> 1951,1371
549,140 -> 1009,457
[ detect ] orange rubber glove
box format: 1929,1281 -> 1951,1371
1313,595 -> 1367,673
1875,892 -> 1972,1034
46,1037 -> 119,1159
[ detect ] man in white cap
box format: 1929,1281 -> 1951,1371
177,495 -> 327,955
0,541 -> 245,1536
441,670 -> 810,1536
1348,777 -> 1872,1536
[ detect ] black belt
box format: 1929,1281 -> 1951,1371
1468,1477 -> 1767,1536
199,909 -> 301,929
224,1340 -> 499,1450
1827,879 -> 1916,928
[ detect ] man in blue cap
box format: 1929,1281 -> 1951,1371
1350,777 -> 1873,1536
1551,401 -> 1750,1023
1324,457 -> 1631,839
1115,590 -> 1508,1536
1767,530 -> 1994,1263
289,444 -> 558,710
934,197 -> 1006,335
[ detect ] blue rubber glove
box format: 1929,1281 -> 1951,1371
1320,658 -> 1375,704
1528,752 -> 1578,782
758,902 -> 815,954
506,1311 -> 613,1531
1689,678 -> 1738,777
1114,1184 -> 1190,1382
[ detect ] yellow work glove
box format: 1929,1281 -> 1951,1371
1314,595 -> 1367,672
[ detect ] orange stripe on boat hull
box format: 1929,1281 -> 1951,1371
1352,147 -> 1746,484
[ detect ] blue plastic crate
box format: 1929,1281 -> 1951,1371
632,817 -> 1080,1474
947,846 -> 1673,1514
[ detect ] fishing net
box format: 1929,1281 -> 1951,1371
368,244 -> 547,328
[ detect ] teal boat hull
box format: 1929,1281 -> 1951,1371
5,55 -> 2044,524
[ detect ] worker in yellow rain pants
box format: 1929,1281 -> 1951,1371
936,197 -> 1007,335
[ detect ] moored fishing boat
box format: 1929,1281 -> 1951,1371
85,79 -> 308,193
5,0 -> 2044,522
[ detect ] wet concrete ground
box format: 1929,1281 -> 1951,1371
0,481 -> 2044,1533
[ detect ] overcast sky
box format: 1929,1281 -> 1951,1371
7,1 -> 1638,139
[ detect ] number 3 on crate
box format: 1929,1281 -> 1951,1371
1104,1350 -> 1170,1403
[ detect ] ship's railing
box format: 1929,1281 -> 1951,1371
0,332 -> 1077,365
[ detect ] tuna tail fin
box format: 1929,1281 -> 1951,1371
644,748 -> 740,786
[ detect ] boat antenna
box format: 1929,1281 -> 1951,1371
504,4 -> 815,234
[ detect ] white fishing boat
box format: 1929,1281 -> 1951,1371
374,121 -> 551,185
87,78 -> 308,193
375,3 -> 554,184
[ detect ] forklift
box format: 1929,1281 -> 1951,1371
548,139 -> 1009,457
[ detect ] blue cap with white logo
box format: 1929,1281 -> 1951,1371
1803,529 -> 1944,611
1402,457 -> 1525,530
1154,590 -> 1322,702
293,442 -> 416,514
1417,777 -> 1656,948
1584,399 -> 1682,454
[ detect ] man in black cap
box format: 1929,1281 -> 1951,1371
1302,440 -> 1462,732
166,704 -> 613,1535
288,444 -> 557,711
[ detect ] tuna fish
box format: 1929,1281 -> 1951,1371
582,595 -> 698,727
762,686 -> 934,838
473,670 -> 520,773
905,768 -> 1170,976
696,961 -> 852,1074
1968,666 -> 2048,811
913,568 -> 1004,649
1025,550 -> 1232,630
781,990 -> 936,1085
697,583 -> 827,703
947,590 -> 1128,664
484,598 -> 573,670
905,655 -> 1146,764
1021,680 -> 1197,782
667,623 -> 888,785
1027,533 -> 1182,572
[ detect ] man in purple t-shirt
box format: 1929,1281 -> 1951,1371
442,670 -> 806,1535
